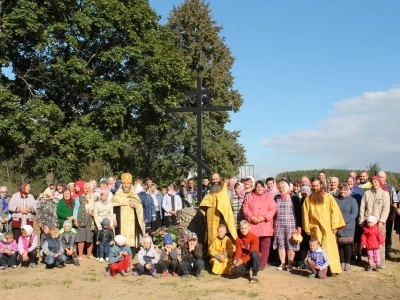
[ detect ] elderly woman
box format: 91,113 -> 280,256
273,181 -> 302,271
0,186 -> 11,233
36,186 -> 59,240
243,180 -> 277,270
359,176 -> 390,268
335,183 -> 358,271
303,179 -> 345,275
8,182 -> 36,241
56,189 -> 75,229
73,181 -> 99,259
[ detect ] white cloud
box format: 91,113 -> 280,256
261,88 -> 400,172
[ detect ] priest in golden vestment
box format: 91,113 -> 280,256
112,173 -> 144,248
200,173 -> 238,247
303,179 -> 346,274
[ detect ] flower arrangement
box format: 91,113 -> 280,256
151,225 -> 191,248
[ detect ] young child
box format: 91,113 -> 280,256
304,239 -> 330,279
230,183 -> 245,233
108,235 -> 132,277
42,226 -> 67,268
134,235 -> 160,277
18,225 -> 38,268
39,222 -> 53,263
232,220 -> 260,284
361,215 -> 384,271
179,232 -> 204,278
158,233 -> 178,277
209,224 -> 234,275
60,220 -> 79,266
0,232 -> 18,270
96,218 -> 114,263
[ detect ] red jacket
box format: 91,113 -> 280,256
361,224 -> 384,250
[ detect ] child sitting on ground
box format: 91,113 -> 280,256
361,215 -> 384,271
60,220 -> 79,266
96,218 -> 114,263
39,222 -> 53,263
0,232 -> 18,270
42,226 -> 67,268
179,232 -> 204,278
108,235 -> 132,277
134,235 -> 160,277
209,224 -> 234,275
232,220 -> 260,284
158,233 -> 178,277
304,238 -> 330,279
18,225 -> 38,268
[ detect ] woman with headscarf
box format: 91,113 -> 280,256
8,181 -> 36,241
36,186 -> 59,241
243,180 -> 277,270
56,189 -> 75,229
303,178 -> 346,275
73,181 -> 99,259
335,183 -> 358,271
273,181 -> 302,271
265,177 -> 278,197
359,176 -> 390,268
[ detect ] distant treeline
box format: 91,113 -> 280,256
275,168 -> 400,187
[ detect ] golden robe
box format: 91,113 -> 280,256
209,235 -> 234,275
302,193 -> 346,274
112,185 -> 144,247
200,184 -> 238,247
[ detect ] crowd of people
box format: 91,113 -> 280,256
0,169 -> 399,284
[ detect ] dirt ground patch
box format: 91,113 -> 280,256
1,236 -> 400,299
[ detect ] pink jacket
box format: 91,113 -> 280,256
243,192 -> 276,237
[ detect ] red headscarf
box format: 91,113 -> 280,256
371,176 -> 388,191
18,181 -> 29,195
75,180 -> 85,195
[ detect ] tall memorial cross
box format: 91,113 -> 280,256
166,77 -> 232,203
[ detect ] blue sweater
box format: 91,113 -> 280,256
336,195 -> 358,237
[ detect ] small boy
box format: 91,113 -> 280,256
96,218 -> 114,263
232,220 -> 260,284
42,227 -> 67,268
60,220 -> 79,266
158,234 -> 178,277
134,236 -> 160,277
179,232 -> 204,278
304,238 -> 330,279
108,235 -> 132,277
0,232 -> 18,270
361,215 -> 384,271
39,222 -> 52,263
209,224 -> 234,275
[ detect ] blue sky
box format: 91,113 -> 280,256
149,0 -> 400,178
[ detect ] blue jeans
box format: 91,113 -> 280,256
0,253 -> 18,266
98,242 -> 110,259
45,254 -> 67,266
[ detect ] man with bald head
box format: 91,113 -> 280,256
358,171 -> 372,191
301,176 -> 311,187
200,173 -> 237,246
328,177 -> 340,197
378,171 -> 398,259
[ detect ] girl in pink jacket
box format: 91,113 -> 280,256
243,180 -> 277,269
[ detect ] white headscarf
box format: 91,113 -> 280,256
114,235 -> 127,246
22,225 -> 33,237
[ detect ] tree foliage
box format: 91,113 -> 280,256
166,0 -> 246,178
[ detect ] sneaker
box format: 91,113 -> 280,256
99,258 -> 104,263
120,270 -> 129,277
11,265 -> 18,270
30,263 -> 37,269
286,265 -> 293,272
366,265 -> 372,271
161,270 -> 169,277
132,271 -> 141,276
104,271 -> 111,276
181,274 -> 189,279
250,276 -> 259,284
276,264 -> 285,271
151,271 -> 160,278
105,257 -> 109,262
96,257 -> 99,261
0,266 -> 7,270
375,265 -> 382,271
172,272 -> 179,277
344,263 -> 351,271
308,273 -> 316,278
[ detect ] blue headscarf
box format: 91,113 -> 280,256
1,194 -> 9,214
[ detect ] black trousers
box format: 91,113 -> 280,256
178,259 -> 204,275
164,216 -> 176,227
20,249 -> 37,265
158,259 -> 178,272
236,251 -> 260,276
385,220 -> 393,255
338,243 -> 353,264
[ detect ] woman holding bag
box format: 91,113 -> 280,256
8,181 -> 36,241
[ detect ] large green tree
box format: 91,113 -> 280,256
166,0 -> 246,178
0,0 -> 190,190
